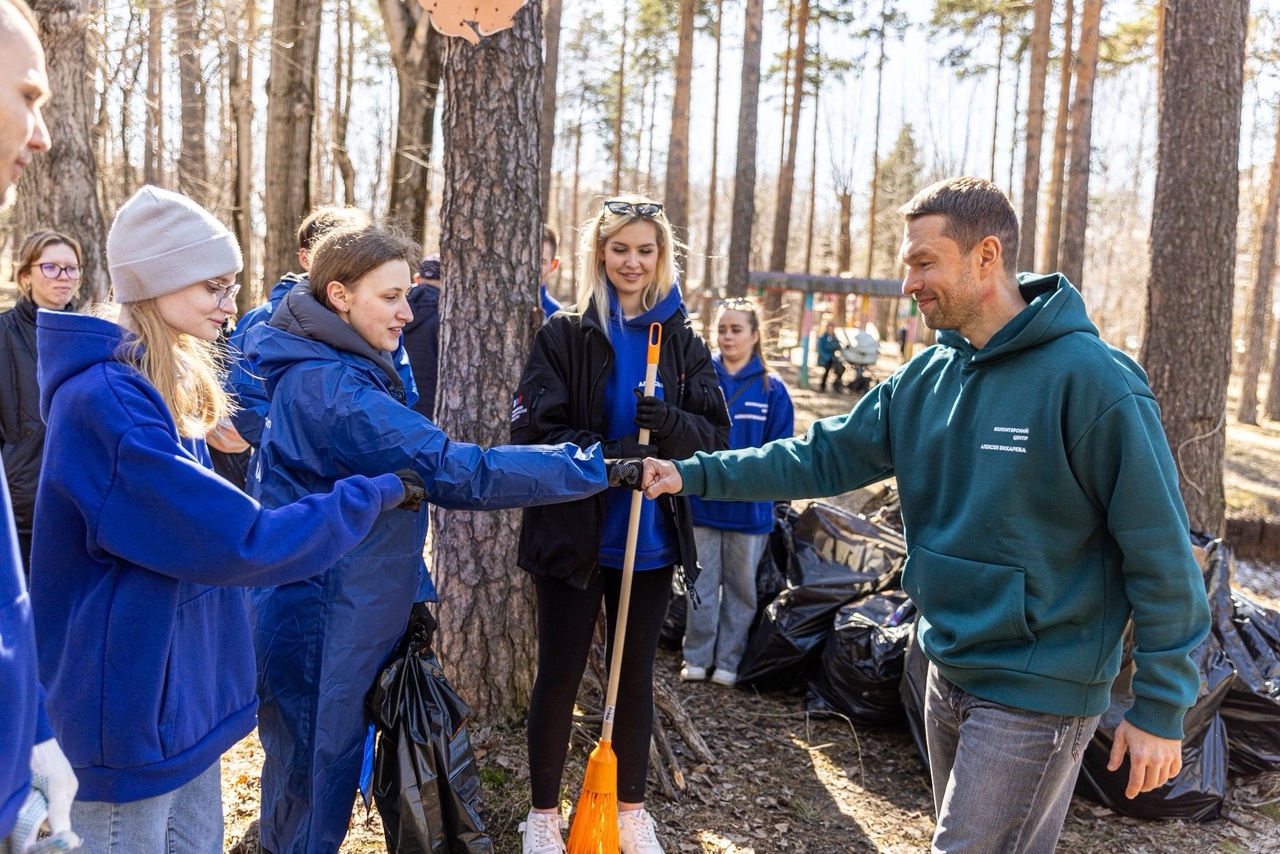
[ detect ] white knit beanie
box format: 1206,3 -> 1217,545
107,185 -> 243,304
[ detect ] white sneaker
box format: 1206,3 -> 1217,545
710,668 -> 737,687
618,808 -> 664,854
519,810 -> 566,854
679,664 -> 707,682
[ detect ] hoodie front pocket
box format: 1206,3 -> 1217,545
902,546 -> 1035,669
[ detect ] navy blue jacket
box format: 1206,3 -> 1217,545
402,283 -> 440,419
30,310 -> 404,803
688,354 -> 795,534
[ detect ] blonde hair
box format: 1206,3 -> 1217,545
107,299 -> 232,438
575,194 -> 680,335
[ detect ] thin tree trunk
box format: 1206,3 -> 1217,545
778,0 -> 795,173
864,4 -> 887,279
989,14 -> 1006,183
1019,0 -> 1051,272
1267,315 -> 1280,421
144,0 -> 163,186
612,3 -> 628,194
1238,103 -> 1280,425
663,0 -> 696,241
263,0 -> 324,286
570,116 -> 582,296
228,0 -> 256,307
434,1 -> 544,722
334,0 -> 357,206
769,0 -> 809,274
174,0 -> 207,205
1058,0 -> 1101,288
18,0 -> 110,303
727,0 -> 764,299
1042,0 -> 1075,272
803,76 -> 819,274
1140,0 -> 1247,535
540,0 -> 563,219
701,0 -> 725,296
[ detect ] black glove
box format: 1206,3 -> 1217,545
396,468 -> 426,511
606,458 -> 644,490
633,388 -> 678,441
602,433 -> 657,459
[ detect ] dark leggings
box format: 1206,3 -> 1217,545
527,565 -> 675,808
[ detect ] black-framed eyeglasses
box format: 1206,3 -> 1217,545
604,200 -> 664,218
36,263 -> 81,280
205,280 -> 241,310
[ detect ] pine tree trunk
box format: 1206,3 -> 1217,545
334,0 -> 357,206
228,0 -> 256,307
1041,0 -> 1074,271
1140,0 -> 1247,535
540,0 -> 562,219
263,0 -> 323,286
1238,104 -> 1280,425
726,0 -> 764,299
864,4 -> 887,279
17,1 -> 110,303
1019,0 -> 1051,272
1058,0 -> 1099,288
1266,318 -> 1280,421
988,15 -> 1006,183
144,0 -> 163,187
768,0 -> 808,274
700,0 -> 725,296
433,1 -> 545,723
611,4 -> 627,194
174,0 -> 207,205
663,0 -> 696,242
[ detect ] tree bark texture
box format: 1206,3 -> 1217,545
768,0 -> 808,275
1140,0 -> 1247,535
539,0 -> 563,220
1041,0 -> 1073,271
663,0 -> 696,244
144,0 -> 163,186
1267,315 -> 1280,421
381,1 -> 443,243
1057,0 -> 1100,289
1237,104 -> 1280,425
700,0 -> 725,297
17,1 -> 110,303
611,4 -> 627,194
174,0 -> 207,205
726,0 -> 764,298
433,1 -> 544,724
263,0 -> 323,287
1018,0 -> 1051,273
228,0 -> 256,309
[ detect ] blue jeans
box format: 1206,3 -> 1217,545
924,664 -> 1099,854
684,527 -> 767,675
70,761 -> 222,854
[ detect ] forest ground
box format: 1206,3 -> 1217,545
221,346 -> 1280,854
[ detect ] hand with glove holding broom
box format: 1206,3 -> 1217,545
510,197 -> 730,854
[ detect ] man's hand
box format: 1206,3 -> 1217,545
641,459 -> 683,498
1108,720 -> 1183,799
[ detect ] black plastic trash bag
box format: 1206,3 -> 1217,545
806,592 -> 913,725
899,626 -> 931,775
368,605 -> 493,854
738,502 -> 904,688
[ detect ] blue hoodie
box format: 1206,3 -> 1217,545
29,310 -> 405,803
688,354 -> 794,534
228,274 -> 301,446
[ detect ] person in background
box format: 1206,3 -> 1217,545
680,298 -> 793,688
401,254 -> 441,419
243,223 -> 628,854
31,185 -> 419,854
0,230 -> 80,573
815,320 -> 845,393
540,224 -> 562,319
0,3 -> 79,851
511,196 -> 730,854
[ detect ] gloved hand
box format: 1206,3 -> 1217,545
632,388 -> 679,441
396,469 -> 426,512
605,459 -> 645,490
601,433 -> 657,460
29,738 -> 79,849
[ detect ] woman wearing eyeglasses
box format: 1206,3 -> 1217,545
29,186 -> 421,854
0,230 -> 81,573
681,299 -> 793,688
511,195 -> 731,854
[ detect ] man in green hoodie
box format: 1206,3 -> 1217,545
640,176 -> 1212,853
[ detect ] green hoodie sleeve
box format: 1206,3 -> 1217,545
676,376 -> 896,501
1069,391 -> 1211,740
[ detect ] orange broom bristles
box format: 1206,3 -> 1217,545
566,739 -> 619,853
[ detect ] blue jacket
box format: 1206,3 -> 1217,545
0,458 -> 50,836
228,274 -> 301,446
689,354 -> 794,534
540,283 -> 562,318
29,310 -> 404,803
244,286 -> 609,853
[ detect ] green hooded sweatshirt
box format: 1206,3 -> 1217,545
676,274 -> 1211,740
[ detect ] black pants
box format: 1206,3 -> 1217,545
527,565 -> 675,808
820,357 -> 845,391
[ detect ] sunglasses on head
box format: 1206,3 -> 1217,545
604,200 -> 663,218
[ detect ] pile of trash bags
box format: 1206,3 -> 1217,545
740,499 -> 1280,823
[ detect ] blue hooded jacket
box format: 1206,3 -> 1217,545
29,310 -> 405,804
245,286 -> 609,853
688,353 -> 794,534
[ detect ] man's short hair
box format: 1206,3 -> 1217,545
297,206 -> 371,252
899,177 -> 1019,277
542,224 -> 558,256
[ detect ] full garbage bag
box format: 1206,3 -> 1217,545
806,592 -> 913,725
368,604 -> 493,854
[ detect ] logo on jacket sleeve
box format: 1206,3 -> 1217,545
980,425 -> 1029,454
510,394 -> 527,424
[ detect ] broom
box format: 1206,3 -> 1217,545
566,322 -> 663,854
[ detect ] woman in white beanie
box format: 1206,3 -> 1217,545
28,185 -> 421,854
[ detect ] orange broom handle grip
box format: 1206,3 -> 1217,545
601,322 -> 662,742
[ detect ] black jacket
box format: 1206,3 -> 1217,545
511,298 -> 730,590
402,284 -> 440,419
0,298 -> 62,535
